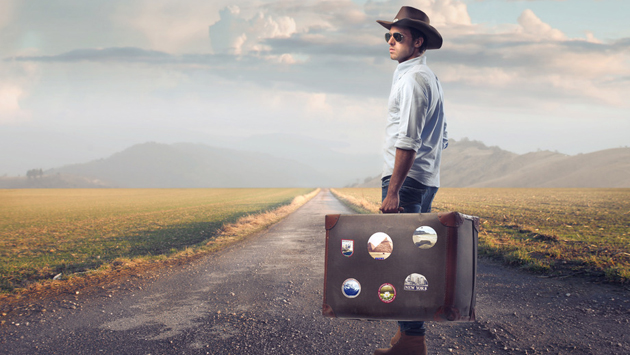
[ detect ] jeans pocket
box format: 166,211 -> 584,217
398,185 -> 425,213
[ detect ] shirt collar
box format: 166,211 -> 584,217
394,55 -> 426,81
396,55 -> 426,72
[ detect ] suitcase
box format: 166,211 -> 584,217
323,212 -> 478,322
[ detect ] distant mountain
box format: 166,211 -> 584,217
215,133 -> 381,186
467,146 -> 630,188
357,138 -> 630,188
49,142 -> 332,188
4,138 -> 628,189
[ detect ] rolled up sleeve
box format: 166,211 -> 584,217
395,76 -> 428,152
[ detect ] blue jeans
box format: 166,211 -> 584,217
382,175 -> 438,337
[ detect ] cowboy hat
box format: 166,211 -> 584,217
377,6 -> 443,50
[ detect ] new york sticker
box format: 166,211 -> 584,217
404,273 -> 428,291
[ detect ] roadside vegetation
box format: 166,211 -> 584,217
331,188 -> 630,284
0,188 -> 318,295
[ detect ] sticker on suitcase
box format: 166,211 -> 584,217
378,283 -> 396,303
341,239 -> 354,257
342,278 -> 361,298
404,273 -> 428,291
412,226 -> 438,249
367,232 -> 393,260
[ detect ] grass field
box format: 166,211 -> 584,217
0,188 -> 314,293
331,188 -> 630,284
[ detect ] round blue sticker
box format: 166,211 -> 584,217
342,278 -> 361,298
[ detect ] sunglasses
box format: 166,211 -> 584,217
385,32 -> 404,43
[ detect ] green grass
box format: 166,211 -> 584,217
331,188 -> 630,284
0,188 -> 313,293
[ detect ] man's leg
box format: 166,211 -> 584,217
420,186 -> 438,213
396,178 -> 431,338
379,177 -> 437,354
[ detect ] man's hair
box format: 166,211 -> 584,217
409,27 -> 427,54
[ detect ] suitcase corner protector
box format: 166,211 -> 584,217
437,212 -> 464,228
434,306 -> 462,322
325,214 -> 341,230
322,303 -> 336,318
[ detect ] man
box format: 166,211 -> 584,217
375,6 -> 448,355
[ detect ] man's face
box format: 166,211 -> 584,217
387,25 -> 422,63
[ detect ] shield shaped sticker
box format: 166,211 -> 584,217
341,239 -> 354,257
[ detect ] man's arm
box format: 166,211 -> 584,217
380,148 -> 416,213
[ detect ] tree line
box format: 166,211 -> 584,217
26,169 -> 44,178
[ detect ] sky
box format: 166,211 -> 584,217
1,0 -> 629,175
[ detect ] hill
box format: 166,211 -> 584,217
357,138 -> 630,188
215,133 -> 381,187
3,138 -> 628,189
48,142 -> 330,188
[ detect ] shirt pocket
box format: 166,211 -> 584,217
387,88 -> 400,123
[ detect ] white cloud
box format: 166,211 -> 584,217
0,61 -> 38,124
0,85 -> 27,123
425,0 -> 472,26
269,53 -> 298,64
0,0 -> 15,30
584,31 -> 600,44
209,5 -> 297,55
429,7 -> 630,110
517,9 -> 566,40
366,0 -> 471,26
306,93 -> 331,111
116,0 -> 233,53
252,11 -> 297,39
3,0 -> 629,159
439,65 -> 516,87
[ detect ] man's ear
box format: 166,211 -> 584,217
415,37 -> 423,49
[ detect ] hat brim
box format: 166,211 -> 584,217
377,19 -> 443,50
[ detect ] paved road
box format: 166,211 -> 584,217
1,190 -> 629,354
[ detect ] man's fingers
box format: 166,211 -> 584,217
380,206 -> 404,214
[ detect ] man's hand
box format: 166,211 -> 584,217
380,193 -> 404,213
380,148 -> 415,214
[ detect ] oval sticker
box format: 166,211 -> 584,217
378,283 -> 396,303
342,278 -> 361,298
412,226 -> 438,249
368,232 -> 393,260
404,273 -> 428,291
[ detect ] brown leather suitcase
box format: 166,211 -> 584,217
323,212 -> 478,322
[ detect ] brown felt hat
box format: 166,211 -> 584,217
377,6 -> 443,50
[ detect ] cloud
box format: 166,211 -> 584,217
8,47 -> 173,63
419,6 -> 630,108
2,0 -> 629,160
0,61 -> 37,124
306,92 -> 331,111
0,85 -> 27,123
5,0 -> 630,122
209,5 -> 297,55
0,0 -> 15,30
365,0 -> 472,26
517,8 -> 566,40
114,0 -> 233,53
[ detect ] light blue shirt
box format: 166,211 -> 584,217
382,55 -> 448,187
